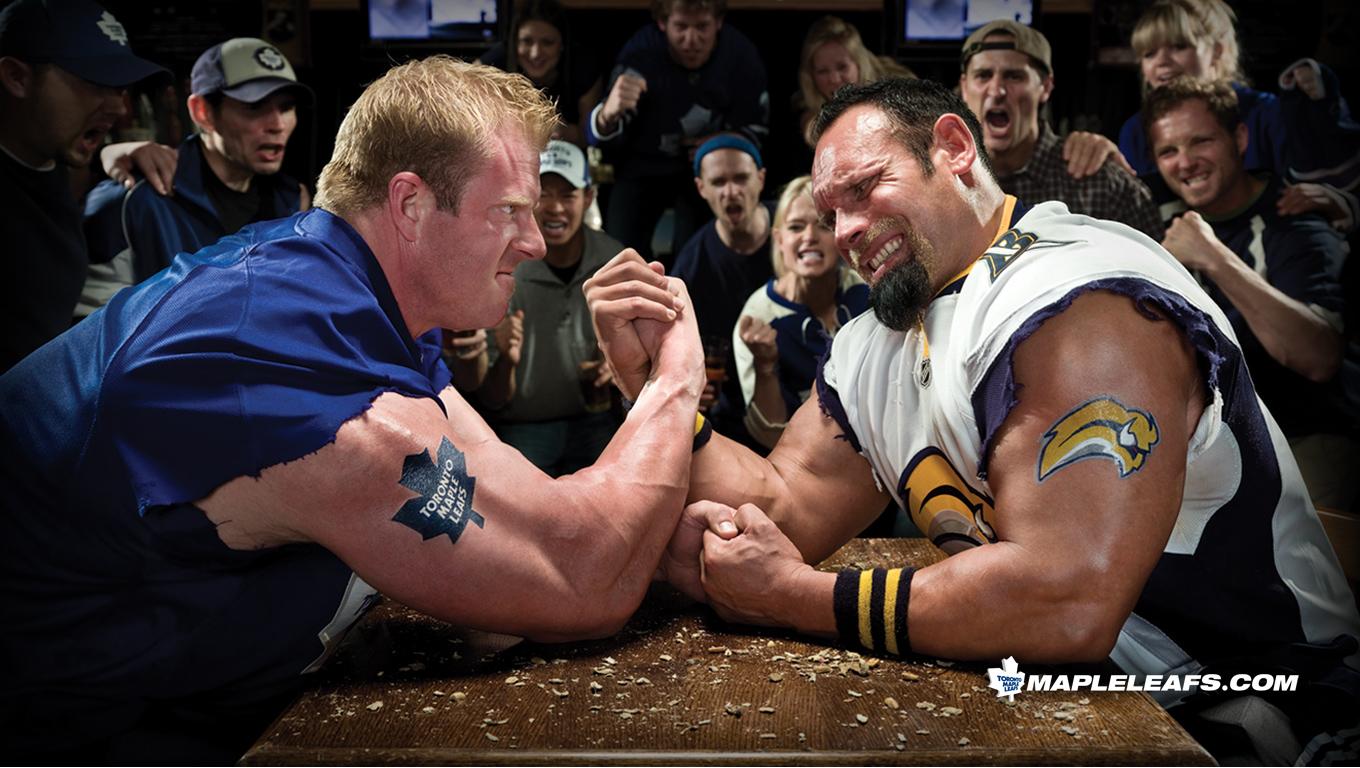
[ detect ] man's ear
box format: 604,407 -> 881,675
387,171 -> 432,243
187,93 -> 215,135
1234,121 -> 1249,158
693,175 -> 705,197
1039,73 -> 1054,105
0,56 -> 34,99
932,113 -> 980,177
583,185 -> 597,209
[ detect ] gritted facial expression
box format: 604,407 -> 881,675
1149,98 -> 1248,217
536,172 -> 590,246
660,8 -> 720,70
423,129 -> 545,329
199,90 -> 298,176
697,148 -> 765,230
33,65 -> 128,167
777,193 -> 839,280
1141,41 -> 1212,88
960,43 -> 1051,160
516,19 -> 563,83
812,105 -> 944,331
811,41 -> 860,101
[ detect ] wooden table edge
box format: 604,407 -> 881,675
241,743 -> 1216,766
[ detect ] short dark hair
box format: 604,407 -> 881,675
811,77 -> 994,180
1142,77 -> 1240,146
651,0 -> 726,21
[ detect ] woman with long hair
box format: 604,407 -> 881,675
480,0 -> 602,147
732,176 -> 868,449
794,16 -> 914,147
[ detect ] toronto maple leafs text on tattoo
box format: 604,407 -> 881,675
392,436 -> 485,543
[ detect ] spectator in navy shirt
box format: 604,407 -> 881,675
1148,79 -> 1356,510
673,135 -> 772,450
589,0 -> 767,267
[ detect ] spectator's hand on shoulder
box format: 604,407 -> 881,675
1062,131 -> 1131,179
1281,59 -> 1325,100
101,141 -> 177,195
1276,182 -> 1346,223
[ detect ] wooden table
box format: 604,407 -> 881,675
241,540 -> 1214,765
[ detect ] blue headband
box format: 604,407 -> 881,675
693,135 -> 764,177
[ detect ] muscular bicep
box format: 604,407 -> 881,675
690,391 -> 890,564
198,389 -> 597,638
983,290 -> 1204,615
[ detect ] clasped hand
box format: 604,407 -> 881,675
583,249 -> 702,401
658,500 -> 813,629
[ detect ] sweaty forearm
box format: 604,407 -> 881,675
689,431 -> 785,515
903,543 -> 1126,663
549,369 -> 701,624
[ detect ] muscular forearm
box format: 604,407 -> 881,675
540,369 -> 701,638
1206,253 -> 1343,381
903,543 -> 1126,662
689,432 -> 785,518
689,430 -> 884,564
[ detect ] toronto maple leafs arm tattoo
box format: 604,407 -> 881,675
392,436 -> 485,544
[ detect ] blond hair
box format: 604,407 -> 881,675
1130,0 -> 1245,89
770,175 -> 818,277
798,17 -> 914,145
315,56 -> 557,217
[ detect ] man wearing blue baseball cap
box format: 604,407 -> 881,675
81,37 -> 313,312
0,0 -> 167,371
672,134 -> 772,450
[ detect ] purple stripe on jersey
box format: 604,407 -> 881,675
815,345 -> 863,454
971,277 -> 1227,478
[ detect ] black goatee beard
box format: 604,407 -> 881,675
869,259 -> 933,331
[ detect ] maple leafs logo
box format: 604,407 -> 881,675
988,656 -> 1025,700
393,436 -> 484,543
96,11 -> 129,46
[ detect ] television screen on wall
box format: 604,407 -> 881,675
366,0 -> 499,43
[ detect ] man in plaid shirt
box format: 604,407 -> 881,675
958,20 -> 1164,240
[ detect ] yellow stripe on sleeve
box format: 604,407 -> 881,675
857,570 -> 874,649
883,568 -> 902,655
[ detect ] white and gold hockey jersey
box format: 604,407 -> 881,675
818,197 -> 1359,703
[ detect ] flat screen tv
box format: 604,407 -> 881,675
366,0 -> 500,44
901,0 -> 1036,44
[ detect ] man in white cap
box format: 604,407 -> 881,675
0,0 -> 167,370
480,139 -> 628,475
82,37 -> 312,309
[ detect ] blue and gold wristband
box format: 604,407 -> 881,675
833,567 -> 915,655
